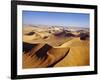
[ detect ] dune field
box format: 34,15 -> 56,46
22,25 -> 90,69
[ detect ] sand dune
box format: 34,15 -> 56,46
23,38 -> 89,68
23,43 -> 70,68
22,25 -> 90,68
54,38 -> 89,67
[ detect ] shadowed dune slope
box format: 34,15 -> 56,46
23,42 -> 37,53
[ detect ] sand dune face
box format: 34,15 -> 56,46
54,38 -> 89,67
22,25 -> 90,69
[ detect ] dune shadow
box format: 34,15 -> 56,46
35,44 -> 52,59
25,31 -> 35,35
23,42 -> 37,53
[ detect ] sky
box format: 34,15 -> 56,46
22,11 -> 90,28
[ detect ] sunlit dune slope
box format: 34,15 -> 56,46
54,38 -> 89,67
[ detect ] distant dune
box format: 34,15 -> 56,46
22,25 -> 90,68
54,30 -> 75,37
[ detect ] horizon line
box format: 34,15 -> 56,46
23,24 -> 89,28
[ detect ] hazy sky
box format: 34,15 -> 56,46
22,11 -> 90,28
